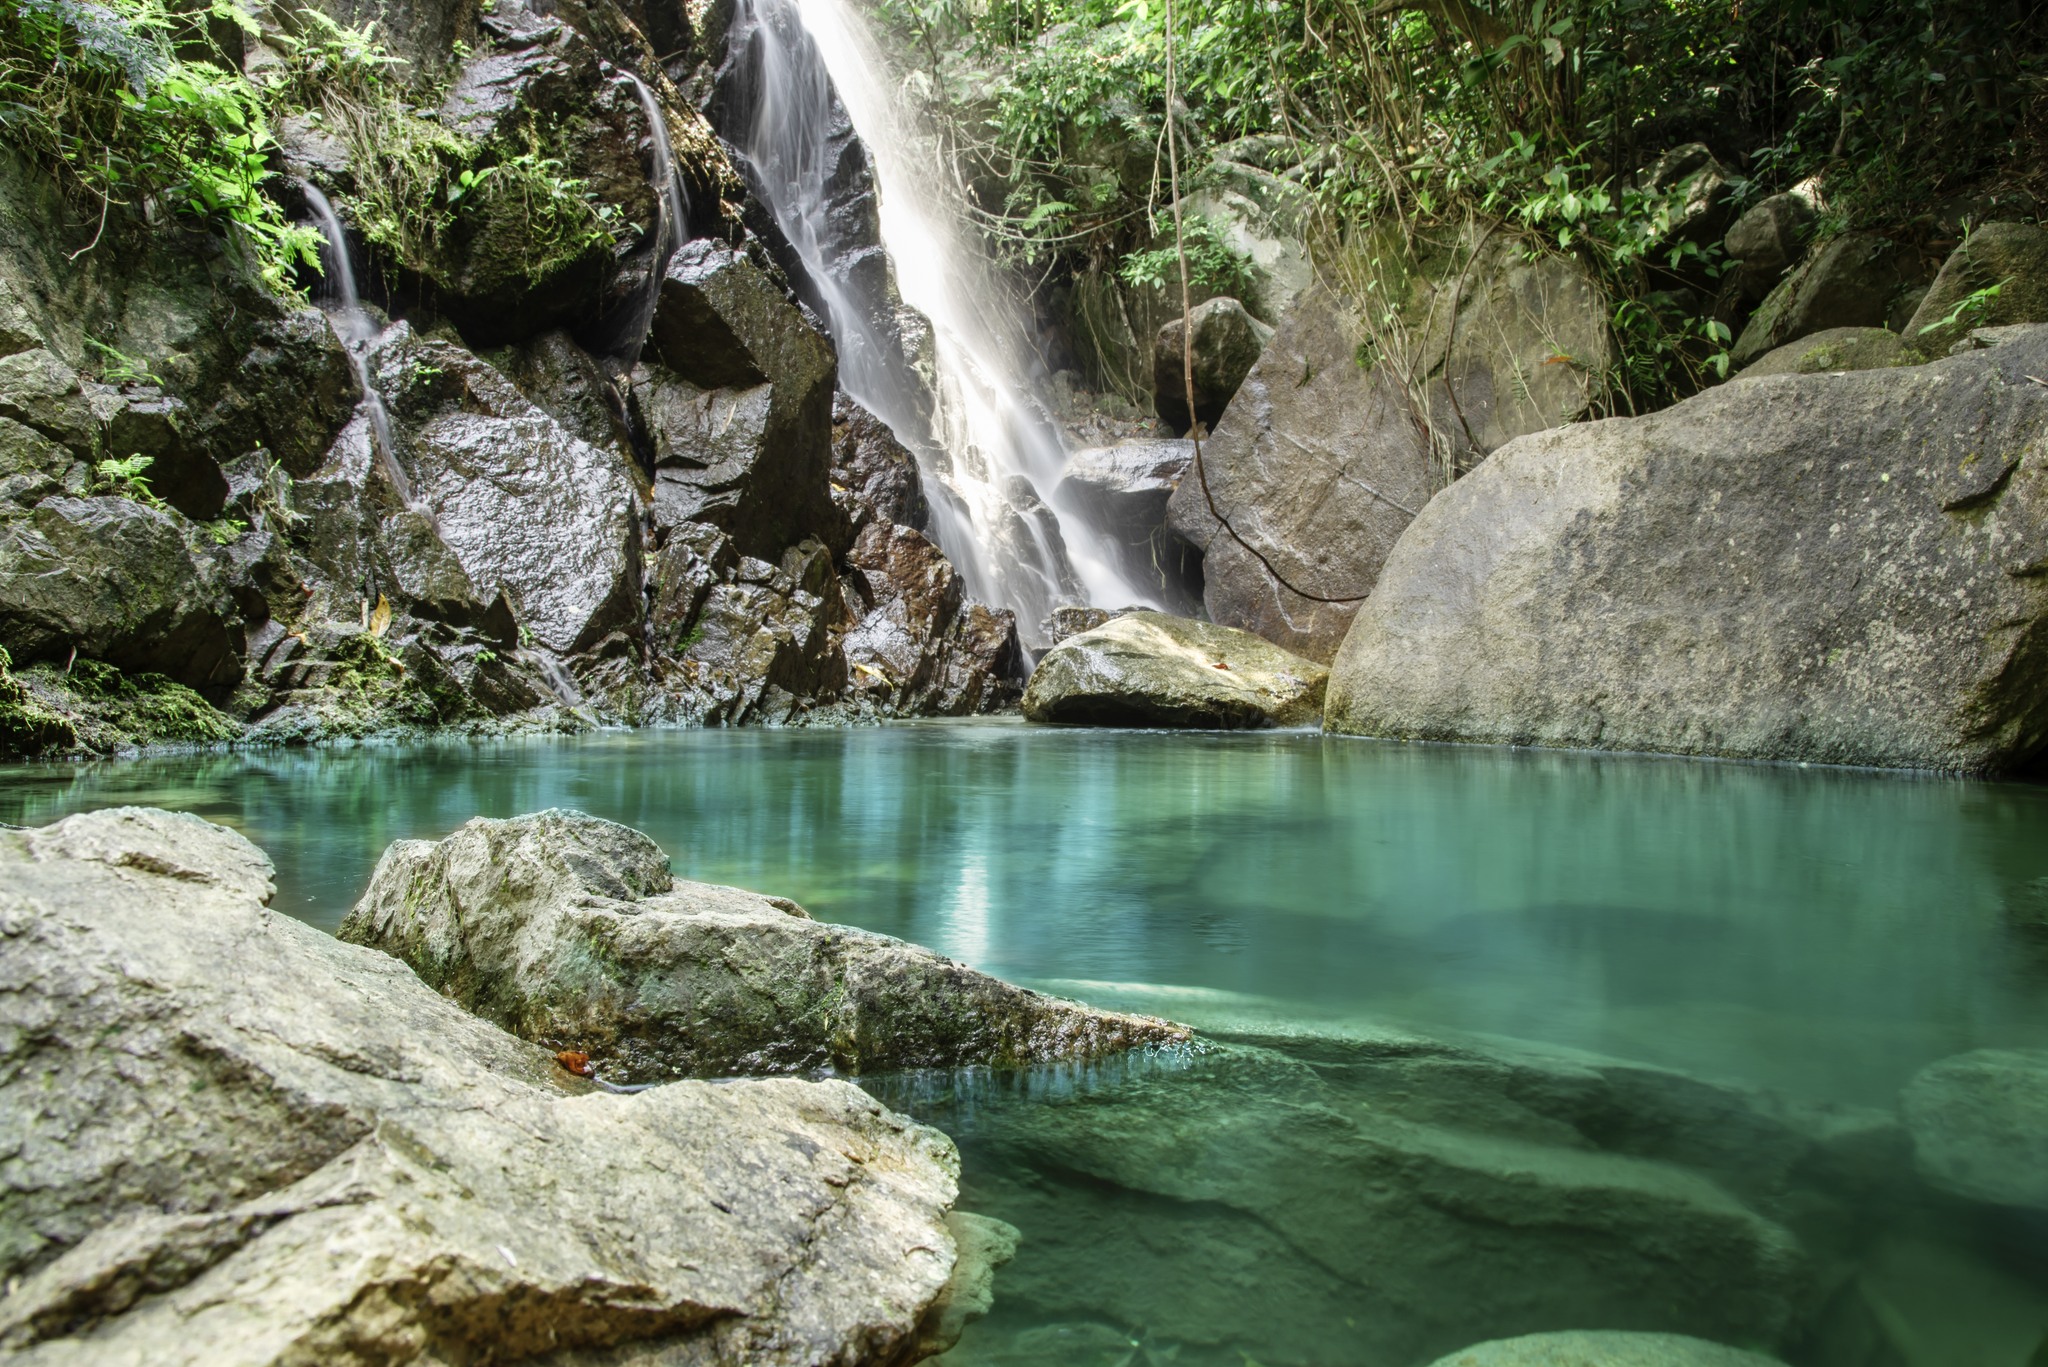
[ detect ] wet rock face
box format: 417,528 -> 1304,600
1166,286 -> 1436,661
1153,296 -> 1272,434
0,807 -> 970,1366
834,391 -> 928,531
0,496 -> 239,691
1900,1050 -> 2048,1212
841,518 -> 1024,716
369,327 -> 644,656
338,809 -> 1190,1080
643,240 -> 844,557
1326,327 -> 2048,772
1055,438 -> 1201,609
1023,610 -> 1327,728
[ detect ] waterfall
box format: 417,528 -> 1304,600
300,184 -> 417,511
614,75 -> 692,367
724,0 -> 1159,641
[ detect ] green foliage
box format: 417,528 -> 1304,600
84,337 -> 163,386
1118,212 -> 1252,297
1919,278 -> 2010,337
93,453 -> 164,506
0,0 -> 322,295
203,515 -> 248,544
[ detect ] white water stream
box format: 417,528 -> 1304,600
300,183 -> 417,511
727,0 -> 1158,639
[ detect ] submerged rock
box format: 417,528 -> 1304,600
1022,610 -> 1327,728
337,809 -> 1188,1080
0,807 -> 975,1365
1326,326 -> 2048,772
1899,1049 -> 2048,1212
1425,1330 -> 1789,1366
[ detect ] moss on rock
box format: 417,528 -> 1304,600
0,652 -> 238,759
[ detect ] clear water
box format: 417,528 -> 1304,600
5,724 -> 2047,1365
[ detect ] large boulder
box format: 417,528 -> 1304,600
337,809 -> 1187,1080
1903,221 -> 2048,354
1899,1050 -> 2048,1212
1737,326 -> 1919,378
1153,296 -> 1273,433
1325,326 -> 2048,772
643,240 -> 843,557
1022,610 -> 1327,728
1722,191 -> 1818,303
1730,233 -> 1929,368
1054,438 -> 1196,604
1425,1331 -> 1789,1366
1165,286 -> 1437,661
0,807 -> 979,1365
368,326 -> 644,657
0,496 -> 239,690
842,518 -> 1024,716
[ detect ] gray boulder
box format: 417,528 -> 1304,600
1153,296 -> 1273,433
1055,437 -> 1195,601
1165,286 -> 1437,661
0,807 -> 981,1365
1737,326 -> 1920,378
1425,1331 -> 1788,1366
1326,326 -> 2048,772
643,240 -> 844,558
368,326 -> 644,657
0,496 -> 239,690
1899,1050 -> 2048,1212
1022,610 -> 1327,728
1730,233 -> 1929,368
337,809 -> 1187,1080
1641,143 -> 1740,249
1903,221 -> 2048,354
1724,192 -> 1818,285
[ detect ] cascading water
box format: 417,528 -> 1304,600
615,75 -> 692,366
724,0 -> 1159,641
300,184 -> 417,510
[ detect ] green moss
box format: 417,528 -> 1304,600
0,654 -> 238,758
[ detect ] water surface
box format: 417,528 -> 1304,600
6,724 -> 2047,1364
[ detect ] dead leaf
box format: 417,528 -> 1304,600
368,594 -> 392,639
556,1050 -> 594,1077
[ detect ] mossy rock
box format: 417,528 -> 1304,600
0,655 -> 238,758
1737,327 -> 1925,379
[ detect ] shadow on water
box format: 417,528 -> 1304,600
5,724 -> 2048,1363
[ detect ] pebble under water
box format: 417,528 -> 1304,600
5,722 -> 2047,1365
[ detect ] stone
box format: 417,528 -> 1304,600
367,326 -> 644,657
1899,1050 -> 2048,1212
1724,192 -> 1818,279
1325,326 -> 2048,773
0,496 -> 240,691
1057,438 -> 1192,552
338,809 -> 1189,1079
841,518 -> 1022,716
1165,286 -> 1436,661
1424,1330 -> 1789,1366
1730,233 -> 1929,368
1903,221 -> 2048,355
643,240 -> 843,557
833,391 -> 928,532
1022,610 -> 1327,728
1153,296 -> 1273,433
0,807 -> 973,1365
1737,326 -> 1920,378
1642,143 -> 1740,250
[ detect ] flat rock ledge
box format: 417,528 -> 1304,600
338,809 -> 1191,1082
0,807 -> 988,1366
1022,610 -> 1328,728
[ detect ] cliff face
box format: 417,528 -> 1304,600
0,0 -> 1019,758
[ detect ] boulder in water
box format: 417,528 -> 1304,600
1899,1049 -> 2048,1212
1424,1330 -> 1789,1366
1153,296 -> 1272,433
338,809 -> 1189,1080
0,807 -> 979,1365
1022,610 -> 1327,728
1326,327 -> 2048,772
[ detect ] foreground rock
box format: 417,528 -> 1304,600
1022,610 -> 1327,728
1326,326 -> 2048,772
0,807 -> 977,1365
1425,1331 -> 1789,1366
338,810 -> 1188,1081
1899,1049 -> 2048,1212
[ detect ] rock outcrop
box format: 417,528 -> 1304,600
1899,1049 -> 2048,1212
0,807 -> 981,1365
1425,1331 -> 1790,1366
1022,610 -> 1327,728
1326,326 -> 2048,772
338,809 -> 1189,1081
1152,296 -> 1272,434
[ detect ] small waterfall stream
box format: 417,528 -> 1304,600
300,184 -> 418,511
615,75 -> 692,367
726,0 -> 1158,640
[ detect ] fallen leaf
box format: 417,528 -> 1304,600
369,593 -> 393,638
556,1050 -> 593,1077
